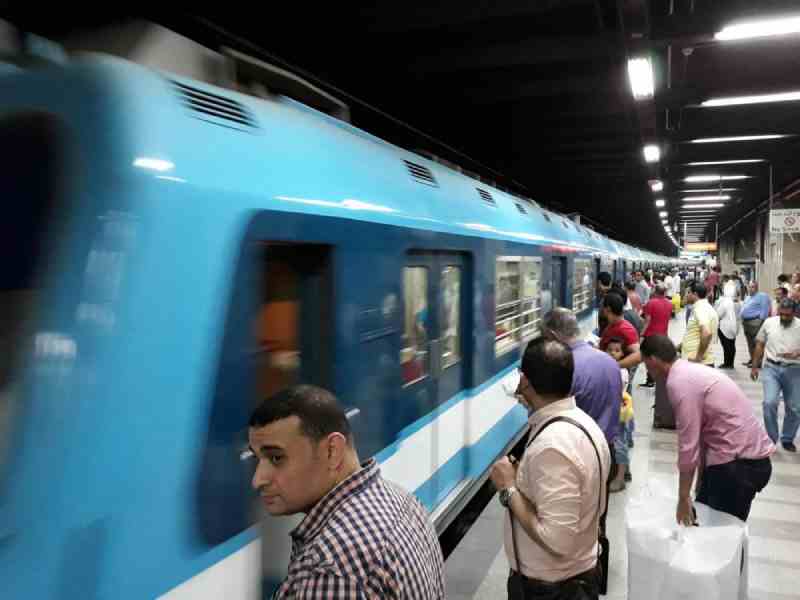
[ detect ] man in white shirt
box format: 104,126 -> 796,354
490,338 -> 610,599
751,298 -> 800,451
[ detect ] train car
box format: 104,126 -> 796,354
0,26 -> 674,599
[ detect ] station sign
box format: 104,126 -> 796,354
770,209 -> 800,234
684,242 -> 717,252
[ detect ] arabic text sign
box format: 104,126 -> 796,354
770,209 -> 800,234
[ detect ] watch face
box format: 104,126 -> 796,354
499,489 -> 509,507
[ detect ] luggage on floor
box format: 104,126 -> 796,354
653,379 -> 676,429
626,480 -> 749,600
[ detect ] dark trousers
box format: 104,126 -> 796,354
718,329 -> 736,367
695,457 -> 772,522
508,567 -> 599,600
742,318 -> 764,362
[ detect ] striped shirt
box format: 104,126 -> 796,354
273,458 -> 445,599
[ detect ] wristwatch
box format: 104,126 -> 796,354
499,486 -> 518,507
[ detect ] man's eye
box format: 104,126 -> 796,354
269,455 -> 284,466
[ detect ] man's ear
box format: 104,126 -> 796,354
322,432 -> 349,471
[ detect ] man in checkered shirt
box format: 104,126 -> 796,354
249,385 -> 445,599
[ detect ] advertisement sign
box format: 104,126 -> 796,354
770,209 -> 800,234
685,242 -> 717,252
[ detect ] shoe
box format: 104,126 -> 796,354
742,361 -> 752,367
640,381 -> 655,388
609,480 -> 626,493
624,471 -> 632,482
719,364 -> 735,369
782,442 -> 797,452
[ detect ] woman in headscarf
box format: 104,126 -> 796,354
715,280 -> 741,369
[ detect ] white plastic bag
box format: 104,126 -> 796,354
626,478 -> 749,600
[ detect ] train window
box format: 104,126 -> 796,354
495,257 -> 542,356
401,267 -> 429,385
440,266 -> 461,369
573,258 -> 593,312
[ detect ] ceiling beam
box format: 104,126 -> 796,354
410,33 -> 622,74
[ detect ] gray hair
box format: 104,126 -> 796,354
542,307 -> 581,339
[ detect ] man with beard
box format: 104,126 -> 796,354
751,299 -> 800,452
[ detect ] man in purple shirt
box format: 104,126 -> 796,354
543,308 -> 621,446
641,335 -> 774,523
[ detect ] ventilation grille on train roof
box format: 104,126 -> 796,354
172,81 -> 257,131
515,203 -> 527,214
404,160 -> 438,187
476,188 -> 496,207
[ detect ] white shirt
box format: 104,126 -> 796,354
715,295 -> 740,339
669,273 -> 682,297
756,317 -> 800,365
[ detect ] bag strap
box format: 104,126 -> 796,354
508,415 -> 607,573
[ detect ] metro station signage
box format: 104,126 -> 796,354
684,242 -> 717,252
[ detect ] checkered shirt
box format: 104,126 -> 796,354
273,458 -> 445,599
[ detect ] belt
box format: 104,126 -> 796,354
766,358 -> 799,367
742,316 -> 763,322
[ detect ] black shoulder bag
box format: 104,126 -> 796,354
507,416 -> 609,600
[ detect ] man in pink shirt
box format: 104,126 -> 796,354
640,335 -> 774,523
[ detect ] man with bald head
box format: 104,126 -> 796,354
740,281 -> 771,367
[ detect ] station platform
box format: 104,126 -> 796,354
445,309 -> 800,600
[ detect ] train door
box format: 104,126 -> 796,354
552,256 -> 566,308
400,252 -> 469,507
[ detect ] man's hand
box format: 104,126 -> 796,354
490,456 -> 518,491
751,367 -> 760,381
676,496 -> 695,526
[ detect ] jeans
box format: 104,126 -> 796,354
696,457 -> 772,522
613,421 -> 633,465
761,363 -> 800,444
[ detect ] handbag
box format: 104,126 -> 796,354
508,416 -> 609,599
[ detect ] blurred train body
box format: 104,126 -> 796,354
0,23 -> 676,599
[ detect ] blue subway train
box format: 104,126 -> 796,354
0,26 -> 677,599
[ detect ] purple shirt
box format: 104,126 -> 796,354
666,360 -> 775,472
569,341 -> 621,444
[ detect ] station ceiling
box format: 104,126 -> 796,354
11,2 -> 800,254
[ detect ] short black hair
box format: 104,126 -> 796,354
249,385 -> 352,444
603,291 -> 625,316
598,271 -> 612,287
690,281 -> 707,299
778,273 -> 790,283
624,280 -> 636,291
779,298 -> 797,312
777,287 -> 788,297
521,338 -> 574,399
606,336 -> 624,348
640,335 -> 678,363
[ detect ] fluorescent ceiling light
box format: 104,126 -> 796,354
689,135 -> 788,143
651,180 -> 664,192
682,195 -> 731,202
655,199 -> 666,207
644,144 -> 661,163
680,188 -> 739,193
628,57 -> 654,100
685,175 -> 750,182
685,159 -> 763,165
715,16 -> 800,41
661,219 -> 668,224
659,211 -> 668,217
703,91 -> 800,107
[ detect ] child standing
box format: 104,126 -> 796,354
606,338 -> 634,492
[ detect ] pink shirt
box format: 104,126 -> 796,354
666,360 -> 774,472
504,398 -> 611,582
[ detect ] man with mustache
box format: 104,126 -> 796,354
248,385 -> 445,599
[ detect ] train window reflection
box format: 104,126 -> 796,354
440,266 -> 461,369
573,258 -> 593,312
495,257 -> 542,356
401,267 -> 429,385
